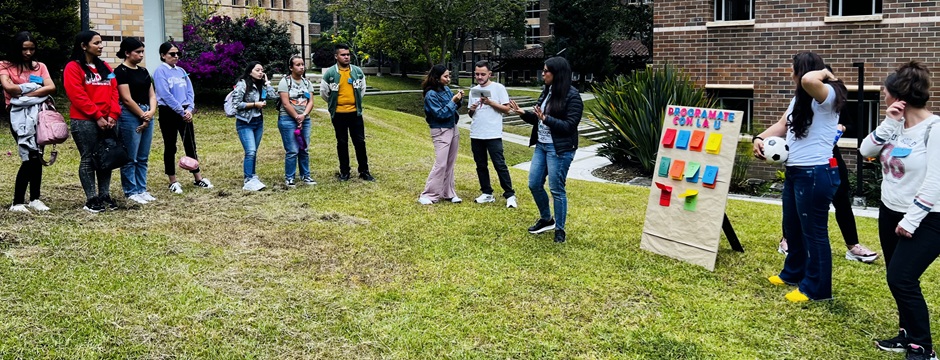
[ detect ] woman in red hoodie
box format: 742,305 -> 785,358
64,30 -> 121,213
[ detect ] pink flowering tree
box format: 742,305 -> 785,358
177,15 -> 295,91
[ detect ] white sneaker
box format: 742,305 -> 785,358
169,182 -> 184,194
243,177 -> 266,191
194,178 -> 213,189
28,199 -> 50,211
141,192 -> 157,202
9,204 -> 29,213
506,196 -> 517,208
128,194 -> 149,205
418,197 -> 433,205
474,194 -> 495,203
450,196 -> 463,203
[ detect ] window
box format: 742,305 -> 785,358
707,88 -> 753,134
839,90 -> 881,139
283,0 -> 289,8
830,0 -> 882,16
526,0 -> 541,19
232,0 -> 239,5
525,25 -> 541,45
715,0 -> 753,21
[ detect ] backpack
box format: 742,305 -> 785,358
36,99 -> 69,146
276,76 -> 311,111
223,89 -> 238,117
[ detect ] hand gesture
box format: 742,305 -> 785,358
533,105 -> 545,121
507,100 -> 525,116
183,110 -> 193,122
752,138 -> 766,160
896,224 -> 913,238
135,122 -> 148,134
886,100 -> 906,121
96,117 -> 109,130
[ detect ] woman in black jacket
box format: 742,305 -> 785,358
508,57 -> 582,243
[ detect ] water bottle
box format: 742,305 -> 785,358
833,129 -> 844,145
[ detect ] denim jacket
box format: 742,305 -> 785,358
423,86 -> 462,129
232,79 -> 277,122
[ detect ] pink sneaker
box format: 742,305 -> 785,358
777,237 -> 788,255
846,244 -> 879,263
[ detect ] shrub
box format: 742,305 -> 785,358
590,65 -> 715,175
178,15 -> 295,92
848,160 -> 883,207
0,0 -> 80,76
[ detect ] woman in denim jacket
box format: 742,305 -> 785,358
231,61 -> 277,191
418,64 -> 464,205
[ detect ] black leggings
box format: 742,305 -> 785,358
886,212 -> 940,352
9,125 -> 42,204
158,105 -> 200,176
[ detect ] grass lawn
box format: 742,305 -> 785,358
0,102 -> 925,358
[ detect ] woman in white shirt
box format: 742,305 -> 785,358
752,52 -> 847,302
861,61 -> 940,360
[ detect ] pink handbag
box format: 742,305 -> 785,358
178,156 -> 199,171
36,100 -> 69,146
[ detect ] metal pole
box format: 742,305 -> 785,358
291,21 -> 306,68
81,0 -> 90,31
852,62 -> 866,203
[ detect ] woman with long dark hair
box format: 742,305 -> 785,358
231,61 -> 276,191
63,30 -> 121,213
861,62 -> 940,360
0,31 -> 55,212
153,41 -> 212,194
508,57 -> 583,243
114,37 -> 157,204
417,64 -> 463,205
277,55 -> 316,187
752,52 -> 847,302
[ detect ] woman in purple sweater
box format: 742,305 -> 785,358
153,41 -> 212,194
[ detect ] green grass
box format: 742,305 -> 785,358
365,75 -> 423,91
0,103 -> 921,359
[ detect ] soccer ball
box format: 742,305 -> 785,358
763,136 -> 789,165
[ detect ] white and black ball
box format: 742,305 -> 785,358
763,136 -> 789,165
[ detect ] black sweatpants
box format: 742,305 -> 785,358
886,212 -> 940,352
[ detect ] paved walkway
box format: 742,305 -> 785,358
456,111 -> 880,219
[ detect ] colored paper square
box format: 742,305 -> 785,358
685,162 -> 701,183
706,133 -> 723,154
678,189 -> 698,211
702,165 -> 719,188
690,130 -> 706,152
662,128 -> 677,148
658,157 -> 671,177
669,160 -> 685,180
676,130 -> 691,150
655,182 -> 672,206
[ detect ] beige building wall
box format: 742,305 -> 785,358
86,0 -> 184,67
217,1 -> 310,56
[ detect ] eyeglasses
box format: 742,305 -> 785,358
167,52 -> 180,57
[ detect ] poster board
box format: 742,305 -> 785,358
639,106 -> 743,271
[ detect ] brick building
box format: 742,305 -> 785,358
84,0 -> 311,69
654,0 -> 940,179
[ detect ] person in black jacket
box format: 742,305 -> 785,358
508,57 -> 582,243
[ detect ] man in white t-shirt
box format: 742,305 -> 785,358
468,60 -> 516,208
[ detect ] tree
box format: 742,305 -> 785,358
0,0 -> 80,76
332,0 -> 525,69
548,0 -> 652,81
177,15 -> 296,92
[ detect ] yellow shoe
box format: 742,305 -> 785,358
785,289 -> 810,303
768,275 -> 787,286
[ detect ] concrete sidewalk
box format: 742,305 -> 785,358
456,113 -> 880,219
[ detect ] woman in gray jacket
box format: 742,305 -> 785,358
231,61 -> 277,191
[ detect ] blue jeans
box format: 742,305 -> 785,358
236,117 -> 264,180
779,164 -> 840,300
118,105 -> 154,196
277,115 -> 311,180
528,142 -> 575,231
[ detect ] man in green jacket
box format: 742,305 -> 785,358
320,44 -> 373,181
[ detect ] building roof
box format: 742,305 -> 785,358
610,39 -> 649,58
500,40 -> 649,60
